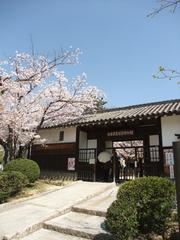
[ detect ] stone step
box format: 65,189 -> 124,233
21,228 -> 88,240
0,182 -> 115,240
72,187 -> 118,217
44,211 -> 111,240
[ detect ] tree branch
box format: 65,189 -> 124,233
147,0 -> 180,17
153,66 -> 180,83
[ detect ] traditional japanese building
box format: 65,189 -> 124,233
32,99 -> 180,181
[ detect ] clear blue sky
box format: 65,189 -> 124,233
0,0 -> 179,107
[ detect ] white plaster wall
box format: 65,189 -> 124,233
79,131 -> 87,149
161,115 -> 180,147
38,127 -> 76,143
87,139 -> 97,149
149,135 -> 159,146
106,141 -> 113,148
106,141 -> 113,154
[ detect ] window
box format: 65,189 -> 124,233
59,131 -> 64,141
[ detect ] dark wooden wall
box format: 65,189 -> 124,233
79,118 -> 164,177
31,143 -> 76,171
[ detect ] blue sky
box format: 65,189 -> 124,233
0,0 -> 179,107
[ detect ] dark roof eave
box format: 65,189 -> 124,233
40,99 -> 180,129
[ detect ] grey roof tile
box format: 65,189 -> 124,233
42,99 -> 180,128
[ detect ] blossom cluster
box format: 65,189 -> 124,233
0,50 -> 102,155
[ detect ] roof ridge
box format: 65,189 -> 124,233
97,98 -> 180,113
41,98 -> 180,129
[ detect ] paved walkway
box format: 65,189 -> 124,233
0,181 -> 117,240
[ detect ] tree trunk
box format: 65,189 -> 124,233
8,145 -> 16,162
3,145 -> 9,165
18,146 -> 23,158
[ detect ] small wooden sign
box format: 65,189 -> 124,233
107,130 -> 134,137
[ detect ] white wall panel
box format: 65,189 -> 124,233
149,135 -> 159,146
79,131 -> 87,149
161,115 -> 180,146
87,139 -> 97,149
38,127 -> 76,143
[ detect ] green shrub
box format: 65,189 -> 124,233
6,171 -> 29,193
106,198 -> 138,240
4,158 -> 40,183
106,177 -> 175,239
0,171 -> 28,203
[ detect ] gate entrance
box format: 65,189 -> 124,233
112,140 -> 144,180
78,141 -> 162,182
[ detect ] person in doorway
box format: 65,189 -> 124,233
98,150 -> 111,182
119,156 -> 126,179
111,149 -> 120,183
138,157 -> 144,177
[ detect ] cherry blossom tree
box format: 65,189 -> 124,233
0,49 -> 102,163
113,141 -> 143,162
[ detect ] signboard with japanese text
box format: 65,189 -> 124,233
68,158 -> 75,171
107,130 -> 134,137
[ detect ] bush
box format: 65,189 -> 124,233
6,171 -> 29,193
106,177 -> 175,239
106,198 -> 138,240
0,171 -> 28,203
4,158 -> 40,183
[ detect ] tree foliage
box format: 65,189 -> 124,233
148,1 -> 180,83
0,49 -> 102,162
153,66 -> 180,84
96,97 -> 107,110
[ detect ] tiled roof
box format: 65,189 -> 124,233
43,99 -> 180,128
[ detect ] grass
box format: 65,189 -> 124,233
8,179 -> 73,202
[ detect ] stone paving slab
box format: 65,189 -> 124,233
26,182 -> 115,210
44,211 -> 110,239
73,186 -> 118,216
0,181 -> 114,240
0,204 -> 58,240
21,229 -> 88,240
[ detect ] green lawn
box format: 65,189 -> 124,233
7,180 -> 59,202
8,179 -> 72,202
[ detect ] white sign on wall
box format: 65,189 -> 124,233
68,158 -> 75,171
169,165 -> 174,179
165,152 -> 174,166
164,151 -> 174,179
89,158 -> 95,164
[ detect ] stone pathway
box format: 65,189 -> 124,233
21,187 -> 118,240
0,181 -> 117,240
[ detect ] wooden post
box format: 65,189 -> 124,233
75,127 -> 80,179
173,141 -> 180,232
113,157 -> 116,183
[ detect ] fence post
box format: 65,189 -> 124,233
173,141 -> 180,232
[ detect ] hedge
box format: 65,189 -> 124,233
106,177 -> 175,239
106,198 -> 138,240
0,171 -> 28,203
4,158 -> 40,183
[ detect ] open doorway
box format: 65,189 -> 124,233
113,140 -> 144,180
